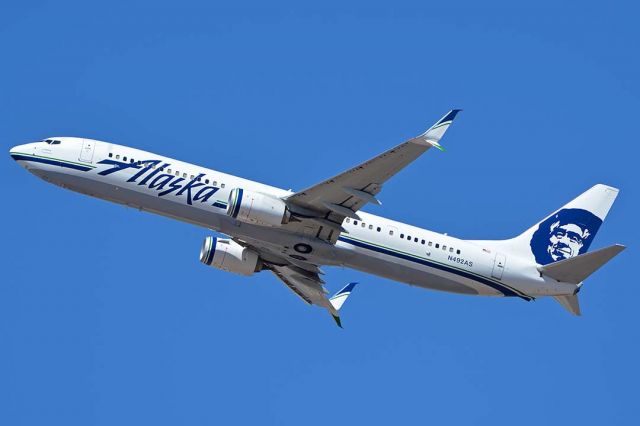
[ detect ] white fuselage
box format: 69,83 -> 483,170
10,137 -> 576,301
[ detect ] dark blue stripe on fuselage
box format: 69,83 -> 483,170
11,154 -> 93,171
338,236 -> 531,300
212,201 -> 227,209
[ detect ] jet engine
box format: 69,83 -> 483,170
199,236 -> 262,276
226,188 -> 290,227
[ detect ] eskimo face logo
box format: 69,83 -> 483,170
529,208 -> 602,265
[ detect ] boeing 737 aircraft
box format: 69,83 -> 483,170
10,111 -> 625,326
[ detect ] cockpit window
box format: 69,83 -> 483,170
43,139 -> 61,145
51,140 -> 61,145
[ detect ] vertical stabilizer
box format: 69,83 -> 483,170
505,184 -> 619,265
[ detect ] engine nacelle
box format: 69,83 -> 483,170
226,188 -> 290,227
199,236 -> 261,276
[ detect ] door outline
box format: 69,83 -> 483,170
492,253 -> 506,280
79,139 -> 95,163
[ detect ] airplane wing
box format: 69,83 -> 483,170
268,264 -> 357,327
284,110 -> 461,242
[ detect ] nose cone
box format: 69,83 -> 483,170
10,143 -> 36,164
10,144 -> 29,155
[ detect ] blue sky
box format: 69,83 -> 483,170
1,1 -> 638,424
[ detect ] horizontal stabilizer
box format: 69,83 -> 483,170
539,244 -> 625,284
553,294 -> 581,316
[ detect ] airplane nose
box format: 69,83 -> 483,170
10,145 -> 20,159
10,143 -> 34,161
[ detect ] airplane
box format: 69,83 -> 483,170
9,110 -> 625,326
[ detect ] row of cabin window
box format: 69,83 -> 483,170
345,217 -> 461,255
107,152 -> 225,188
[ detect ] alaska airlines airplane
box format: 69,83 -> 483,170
10,111 -> 625,326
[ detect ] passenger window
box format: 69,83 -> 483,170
108,153 -> 113,158
130,159 -> 134,163
123,157 -> 127,161
457,249 -> 461,254
221,183 -> 225,188
191,175 -> 194,179
167,168 -> 172,173
205,179 -> 209,184
400,234 -> 404,238
354,221 -> 358,226
377,227 -> 381,232
421,239 -> 425,244
175,171 -> 179,176
361,223 -> 365,228
389,230 -> 394,236
407,235 -> 411,241
449,247 -> 454,252
183,173 -> 187,178
414,237 -> 418,243
443,245 -> 447,250
435,244 -> 440,248
345,218 -> 350,223
369,225 -> 373,230
116,155 -> 120,160
213,181 -> 217,186
428,242 -> 433,247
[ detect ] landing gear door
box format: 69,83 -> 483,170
492,253 -> 506,280
79,139 -> 95,163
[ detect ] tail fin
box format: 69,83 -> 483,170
507,184 -> 619,265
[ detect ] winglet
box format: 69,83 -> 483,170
328,282 -> 358,328
329,282 -> 358,311
418,109 -> 462,150
332,314 -> 343,328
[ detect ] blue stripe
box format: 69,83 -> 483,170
437,109 -> 461,125
338,236 -> 531,300
231,188 -> 243,218
337,282 -> 357,295
206,237 -> 216,265
11,154 -> 93,171
212,201 -> 227,209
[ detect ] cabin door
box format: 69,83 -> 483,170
79,139 -> 95,163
